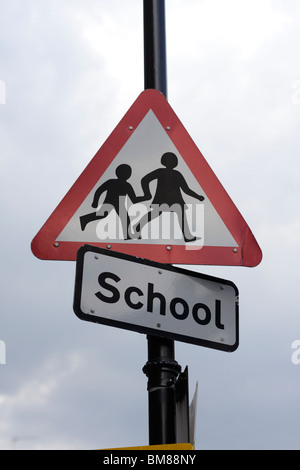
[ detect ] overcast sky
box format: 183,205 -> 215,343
1,0 -> 300,450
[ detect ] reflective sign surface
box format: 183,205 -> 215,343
74,246 -> 239,352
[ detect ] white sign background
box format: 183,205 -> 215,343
74,246 -> 239,352
59,110 -> 238,248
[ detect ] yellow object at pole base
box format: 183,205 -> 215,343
104,443 -> 194,450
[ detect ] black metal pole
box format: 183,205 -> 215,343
142,0 -> 181,445
143,0 -> 167,97
143,337 -> 181,444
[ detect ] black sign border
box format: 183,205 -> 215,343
73,245 -> 239,352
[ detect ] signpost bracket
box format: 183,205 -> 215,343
175,366 -> 190,444
143,335 -> 183,445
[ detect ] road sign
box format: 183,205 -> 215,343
31,89 -> 262,266
73,245 -> 239,352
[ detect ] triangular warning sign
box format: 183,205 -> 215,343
31,89 -> 262,267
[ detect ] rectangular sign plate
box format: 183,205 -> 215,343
74,245 -> 239,352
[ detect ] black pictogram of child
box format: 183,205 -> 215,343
80,164 -> 141,239
134,152 -> 205,242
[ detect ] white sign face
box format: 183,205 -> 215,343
57,110 -> 237,249
74,246 -> 239,352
